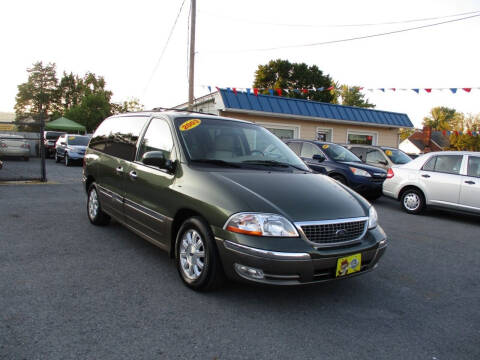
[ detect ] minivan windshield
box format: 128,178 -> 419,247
67,136 -> 90,146
322,143 -> 361,162
382,147 -> 412,164
174,117 -> 309,171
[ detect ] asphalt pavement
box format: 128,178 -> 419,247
1,160 -> 479,359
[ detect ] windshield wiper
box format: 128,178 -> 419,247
190,159 -> 241,168
242,160 -> 309,172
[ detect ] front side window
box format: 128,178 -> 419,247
174,117 -> 308,170
321,143 -> 361,162
467,156 -> 480,177
366,149 -> 385,164
300,142 -> 322,159
137,118 -> 174,161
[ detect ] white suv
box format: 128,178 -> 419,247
383,151 -> 480,214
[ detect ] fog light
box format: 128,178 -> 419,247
234,263 -> 265,280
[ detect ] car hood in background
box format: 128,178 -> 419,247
212,171 -> 368,222
340,161 -> 387,175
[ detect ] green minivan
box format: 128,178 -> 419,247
83,111 -> 387,290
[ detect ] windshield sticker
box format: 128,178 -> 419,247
179,119 -> 201,131
68,136 -> 76,140
385,150 -> 393,156
322,144 -> 329,149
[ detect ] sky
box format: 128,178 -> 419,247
0,0 -> 479,128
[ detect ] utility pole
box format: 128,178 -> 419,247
188,0 -> 196,111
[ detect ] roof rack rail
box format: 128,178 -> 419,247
148,107 -> 217,116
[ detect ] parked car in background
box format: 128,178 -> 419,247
0,134 -> 30,161
55,134 -> 89,166
344,144 -> 412,170
44,131 -> 66,158
383,151 -> 480,214
83,111 -> 387,290
285,140 -> 387,200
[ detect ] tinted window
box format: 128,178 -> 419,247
366,149 -> 385,164
90,116 -> 148,161
300,142 -> 322,159
67,136 -> 89,146
137,118 -> 174,161
467,156 -> 480,177
287,142 -> 301,156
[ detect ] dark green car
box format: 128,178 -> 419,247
83,111 -> 387,290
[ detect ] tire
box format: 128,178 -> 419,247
55,152 -> 60,163
330,174 -> 347,185
175,216 -> 225,291
64,153 -> 70,166
23,157 -> 29,161
87,184 -> 110,225
400,188 -> 425,214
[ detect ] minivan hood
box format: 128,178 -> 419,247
213,171 -> 368,222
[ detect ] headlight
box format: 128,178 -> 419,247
368,206 -> 378,229
349,167 -> 371,177
224,213 -> 299,237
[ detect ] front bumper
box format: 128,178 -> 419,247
215,226 -> 387,285
350,177 -> 385,197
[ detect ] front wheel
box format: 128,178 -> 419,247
87,184 -> 110,225
175,217 -> 225,291
401,188 -> 425,214
64,153 -> 70,166
330,174 -> 347,185
55,152 -> 60,163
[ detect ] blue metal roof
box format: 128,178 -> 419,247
219,89 -> 413,128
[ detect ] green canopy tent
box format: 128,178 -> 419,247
45,117 -> 86,134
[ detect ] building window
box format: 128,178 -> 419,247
347,131 -> 377,145
316,128 -> 333,142
258,123 -> 300,140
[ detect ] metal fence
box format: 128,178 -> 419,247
0,124 -> 46,182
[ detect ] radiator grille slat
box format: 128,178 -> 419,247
301,220 -> 366,245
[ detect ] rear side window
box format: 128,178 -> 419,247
467,156 -> 480,178
423,155 -> 463,175
350,147 -> 366,161
286,142 -> 301,156
89,116 -> 149,161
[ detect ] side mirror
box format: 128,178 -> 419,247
142,151 -> 175,172
312,154 -> 325,162
60,142 -> 67,146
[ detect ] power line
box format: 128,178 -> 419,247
199,9 -> 480,28
142,0 -> 187,98
208,13 -> 480,54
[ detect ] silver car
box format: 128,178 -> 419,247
383,151 -> 480,214
344,144 -> 412,170
0,134 -> 30,161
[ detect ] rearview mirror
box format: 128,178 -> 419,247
142,151 -> 175,172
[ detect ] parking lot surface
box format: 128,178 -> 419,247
1,161 -> 479,359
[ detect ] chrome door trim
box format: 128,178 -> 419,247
124,198 -> 173,223
221,239 -> 310,260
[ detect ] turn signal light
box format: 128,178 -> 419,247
387,168 -> 394,179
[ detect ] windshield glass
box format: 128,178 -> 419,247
174,117 -> 309,170
382,148 -> 412,164
322,143 -> 361,162
67,136 -> 89,146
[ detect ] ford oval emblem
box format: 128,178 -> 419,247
336,229 -> 347,237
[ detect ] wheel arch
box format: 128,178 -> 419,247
328,171 -> 348,185
399,185 -> 426,203
85,175 -> 95,194
170,208 -> 205,258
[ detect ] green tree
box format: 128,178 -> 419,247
56,72 -> 84,113
65,92 -> 112,133
332,84 -> 375,108
14,62 -> 59,129
422,106 -> 460,130
253,59 -> 334,102
399,128 -> 415,141
112,98 -> 144,114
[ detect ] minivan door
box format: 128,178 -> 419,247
459,155 -> 480,212
123,117 -> 177,247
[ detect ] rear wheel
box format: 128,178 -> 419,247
175,216 -> 225,291
87,184 -> 110,225
55,152 -> 60,163
401,188 -> 425,214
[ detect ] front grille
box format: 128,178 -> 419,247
300,219 -> 367,246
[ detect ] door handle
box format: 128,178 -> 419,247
465,180 -> 475,185
129,170 -> 138,180
421,174 -> 430,178
115,166 -> 124,174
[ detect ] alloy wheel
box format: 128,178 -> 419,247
88,188 -> 99,220
179,229 -> 205,280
